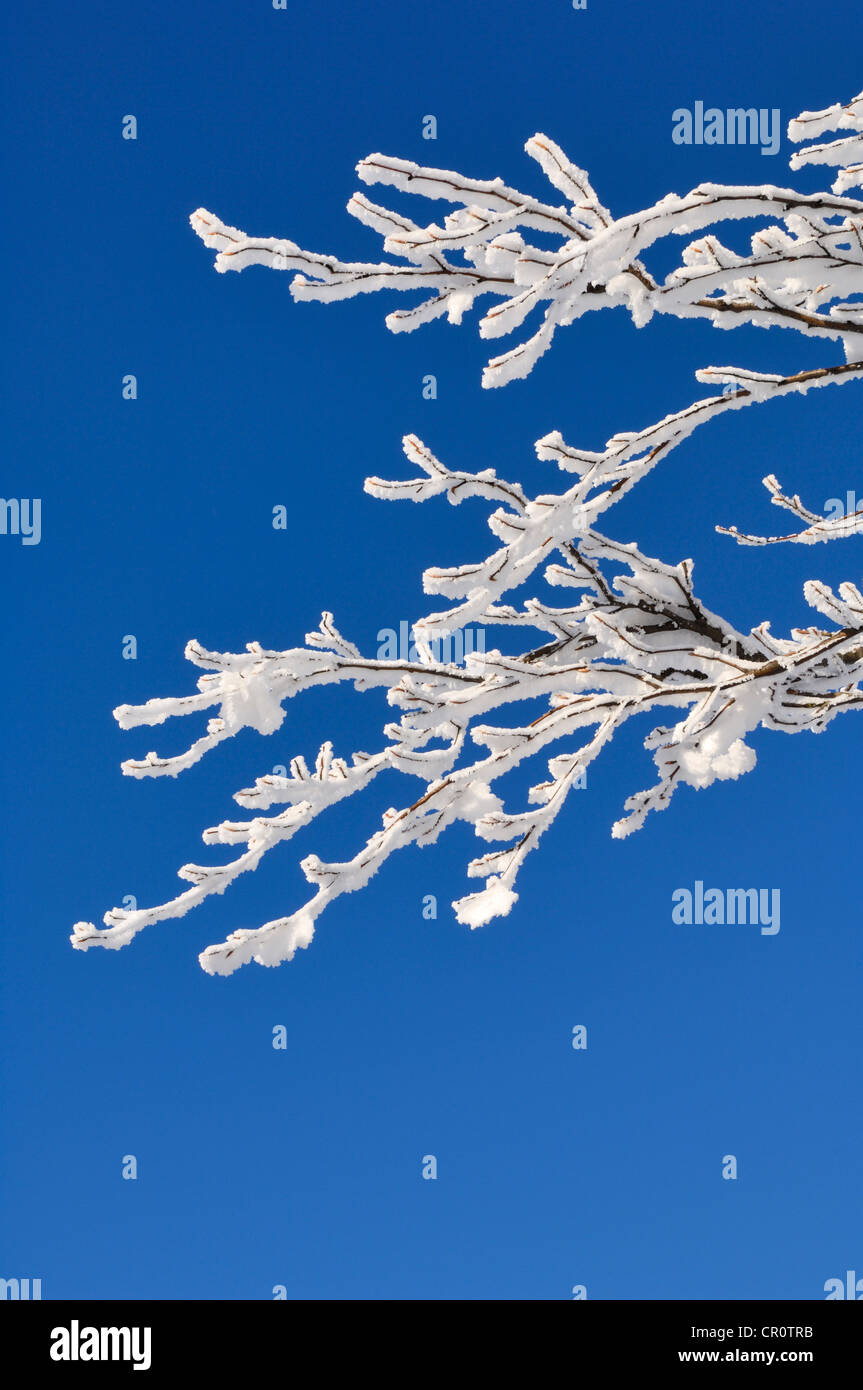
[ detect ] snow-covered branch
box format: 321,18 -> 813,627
71,88 -> 863,974
190,94 -> 863,386
789,91 -> 863,194
719,472 -> 863,546
73,352 -> 863,973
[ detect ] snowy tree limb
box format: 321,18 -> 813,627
72,89 -> 863,974
73,358 -> 863,972
190,97 -> 863,386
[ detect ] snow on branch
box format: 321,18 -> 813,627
73,356 -> 863,974
719,472 -> 863,546
789,90 -> 863,194
71,88 -> 863,974
191,94 -> 863,386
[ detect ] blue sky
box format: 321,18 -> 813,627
2,0 -> 861,1299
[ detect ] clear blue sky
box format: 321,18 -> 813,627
2,0 -> 861,1299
